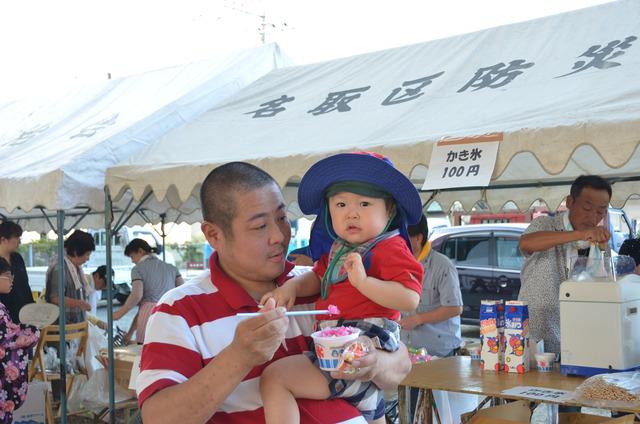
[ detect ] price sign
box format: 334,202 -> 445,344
422,133 -> 502,190
502,386 -> 573,402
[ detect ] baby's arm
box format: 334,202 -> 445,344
343,252 -> 420,312
260,271 -> 322,309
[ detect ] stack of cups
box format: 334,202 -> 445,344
468,344 -> 482,361
534,352 -> 556,372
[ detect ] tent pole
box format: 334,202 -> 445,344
112,196 -> 135,233
160,213 -> 166,262
113,190 -> 154,234
63,207 -> 92,235
40,207 -> 58,233
105,187 -> 116,423
56,210 -> 68,424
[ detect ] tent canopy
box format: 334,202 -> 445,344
0,43 -> 291,231
107,0 -> 640,220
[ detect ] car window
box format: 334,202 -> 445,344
609,210 -> 631,252
445,235 -> 490,266
496,236 -> 524,270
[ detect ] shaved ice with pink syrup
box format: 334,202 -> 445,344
311,326 -> 361,371
317,326 -> 358,337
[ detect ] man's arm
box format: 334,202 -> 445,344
141,299 -> 289,423
399,305 -> 463,330
142,342 -> 256,423
519,226 -> 610,255
331,340 -> 412,391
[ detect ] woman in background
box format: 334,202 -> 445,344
0,258 -> 39,423
0,221 -> 34,323
113,239 -> 183,343
44,230 -> 95,324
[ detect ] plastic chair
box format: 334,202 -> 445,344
29,321 -> 89,423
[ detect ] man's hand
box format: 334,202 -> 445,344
581,226 -> 611,244
259,282 -> 297,309
228,298 -> 289,368
344,253 -> 367,288
79,300 -> 92,312
331,336 -> 378,381
399,315 -> 421,330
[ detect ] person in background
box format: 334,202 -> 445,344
518,175 -> 611,355
399,213 -> 463,420
0,257 -> 40,423
45,230 -> 95,324
112,239 -> 183,344
85,265 -> 115,330
91,265 -> 113,292
85,265 -> 111,315
0,221 -> 34,323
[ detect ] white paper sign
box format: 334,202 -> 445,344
501,386 -> 573,402
422,133 -> 502,190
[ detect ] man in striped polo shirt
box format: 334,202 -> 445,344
137,162 -> 412,423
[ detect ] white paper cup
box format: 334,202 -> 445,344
311,327 -> 361,371
535,352 -> 556,372
468,344 -> 481,360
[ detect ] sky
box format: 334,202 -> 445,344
0,0 -> 613,101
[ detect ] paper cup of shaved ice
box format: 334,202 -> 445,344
311,326 -> 361,371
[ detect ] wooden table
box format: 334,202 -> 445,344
398,356 -> 640,423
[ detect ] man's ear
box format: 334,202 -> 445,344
565,195 -> 574,210
201,221 -> 225,250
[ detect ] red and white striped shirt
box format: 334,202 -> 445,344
137,253 -> 365,424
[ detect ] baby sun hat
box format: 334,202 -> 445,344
298,152 -> 422,260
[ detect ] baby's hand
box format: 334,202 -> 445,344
259,282 -> 297,310
343,253 -> 367,287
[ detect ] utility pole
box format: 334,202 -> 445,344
224,1 -> 289,45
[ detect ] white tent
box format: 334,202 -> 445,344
107,0 -> 640,220
0,43 -> 291,231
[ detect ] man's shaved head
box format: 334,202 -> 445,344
200,162 -> 278,236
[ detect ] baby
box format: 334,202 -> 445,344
259,152 -> 424,423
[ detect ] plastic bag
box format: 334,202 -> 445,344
85,321 -> 108,378
573,371 -> 640,409
67,374 -> 88,413
44,345 -> 60,372
585,244 -> 610,278
80,368 -> 135,412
